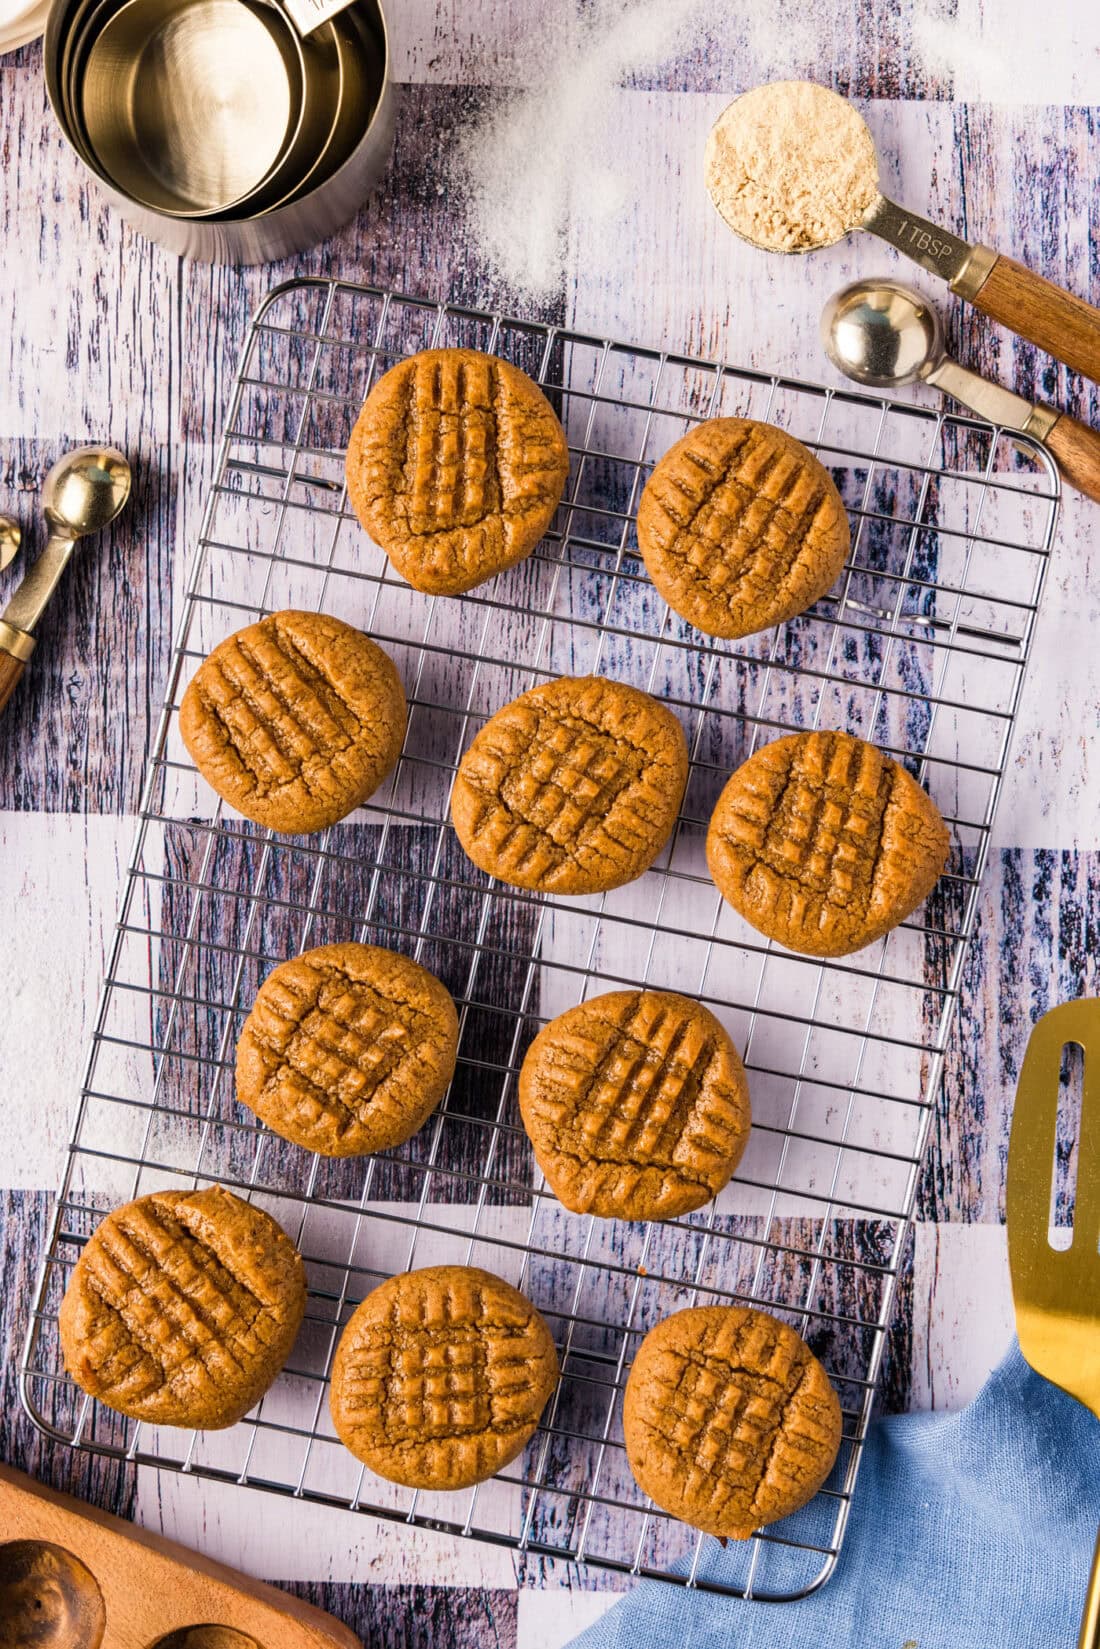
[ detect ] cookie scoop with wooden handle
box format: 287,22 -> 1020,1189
1007,998 -> 1100,1648
0,446 -> 131,716
822,280 -> 1100,504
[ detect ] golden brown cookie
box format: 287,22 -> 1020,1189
345,348 -> 570,596
706,729 -> 949,957
636,418 -> 850,639
329,1264 -> 559,1490
236,942 -> 459,1158
518,989 -> 750,1220
179,609 -> 406,835
623,1305 -> 842,1538
59,1187 -> 306,1430
450,675 -> 689,895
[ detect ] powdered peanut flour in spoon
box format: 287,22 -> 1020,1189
705,80 -> 880,253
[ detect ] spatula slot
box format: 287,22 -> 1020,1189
1048,1039 -> 1084,1250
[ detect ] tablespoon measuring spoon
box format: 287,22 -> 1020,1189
706,82 -> 1100,384
0,445 -> 132,716
821,279 -> 1100,505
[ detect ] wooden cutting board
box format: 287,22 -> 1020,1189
0,1464 -> 360,1649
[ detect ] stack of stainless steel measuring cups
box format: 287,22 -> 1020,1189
44,0 -> 392,261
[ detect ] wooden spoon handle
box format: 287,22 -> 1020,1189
956,252 -> 1100,384
0,648 -> 26,715
1044,413 -> 1100,506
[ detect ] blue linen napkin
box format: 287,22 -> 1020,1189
567,1344 -> 1099,1649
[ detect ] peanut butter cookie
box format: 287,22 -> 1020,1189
450,675 -> 688,895
519,989 -> 750,1220
330,1264 -> 559,1490
623,1305 -> 842,1538
345,348 -> 570,596
179,609 -> 406,835
636,418 -> 849,640
59,1187 -> 306,1430
707,729 -> 949,957
236,942 -> 459,1158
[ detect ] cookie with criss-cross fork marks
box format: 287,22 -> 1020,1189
623,1305 -> 842,1538
519,989 -> 750,1220
345,347 -> 570,595
59,1187 -> 306,1430
450,674 -> 689,895
707,729 -> 950,957
637,417 -> 850,640
179,609 -> 406,835
330,1265 -> 559,1489
236,942 -> 459,1157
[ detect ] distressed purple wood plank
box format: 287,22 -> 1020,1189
938,105 -> 1100,423
283,1582 -> 519,1647
918,848 -> 1098,1223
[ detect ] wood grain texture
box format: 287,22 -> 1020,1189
919,850 -> 1100,1224
0,815 -> 135,1188
1044,412 -> 1100,504
0,647 -> 25,713
965,254 -> 1100,385
0,1465 -> 360,1648
282,1584 -> 518,1649
943,106 -> 1100,424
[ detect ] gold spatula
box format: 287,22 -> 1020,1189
1008,997 -> 1100,1649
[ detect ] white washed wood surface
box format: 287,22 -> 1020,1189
1,3 -> 1098,1644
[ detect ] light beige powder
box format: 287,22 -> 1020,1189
705,80 -> 880,253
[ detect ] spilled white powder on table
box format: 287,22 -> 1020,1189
911,0 -> 1099,104
450,0 -> 715,300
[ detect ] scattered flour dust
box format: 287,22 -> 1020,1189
912,1 -> 1100,104
450,0 -> 715,301
449,0 -> 872,299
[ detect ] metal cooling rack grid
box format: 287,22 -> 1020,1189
21,280 -> 1058,1602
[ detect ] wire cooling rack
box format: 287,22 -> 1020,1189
22,280 -> 1058,1601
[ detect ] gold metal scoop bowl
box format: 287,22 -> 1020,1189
1008,998 -> 1100,1648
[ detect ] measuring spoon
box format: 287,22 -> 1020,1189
707,82 -> 1100,385
821,279 -> 1100,504
0,445 -> 131,716
0,517 -> 20,571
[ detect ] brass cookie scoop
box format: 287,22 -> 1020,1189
1007,998 -> 1100,1647
0,445 -> 131,716
822,280 -> 1100,505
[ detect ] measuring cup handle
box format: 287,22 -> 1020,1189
954,251 -> 1100,384
1079,1522 -> 1100,1649
1043,413 -> 1100,506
